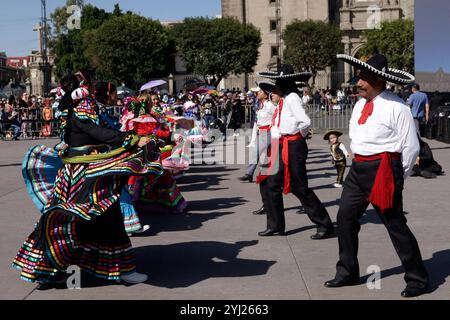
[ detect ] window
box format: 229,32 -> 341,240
271,46 -> 279,57
270,20 -> 277,31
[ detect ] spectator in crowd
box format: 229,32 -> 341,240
313,90 -> 322,113
337,88 -> 345,109
228,94 -> 244,136
1,104 -> 21,140
411,135 -> 443,179
41,99 -> 53,137
202,97 -> 215,128
20,109 -> 29,139
407,84 -> 430,134
302,89 -> 311,106
0,100 -> 6,139
429,90 -> 444,113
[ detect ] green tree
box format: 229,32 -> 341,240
85,14 -> 172,87
359,19 -> 414,73
283,20 -> 343,86
171,17 -> 261,87
50,3 -> 112,79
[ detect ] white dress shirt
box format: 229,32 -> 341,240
250,100 -> 276,145
349,90 -> 420,178
256,100 -> 277,127
271,92 -> 311,139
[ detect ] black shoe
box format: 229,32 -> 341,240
258,229 -> 285,236
324,278 -> 360,288
238,174 -> 253,182
310,228 -> 335,240
296,207 -> 306,214
253,206 -> 267,215
401,286 -> 427,298
421,170 -> 436,179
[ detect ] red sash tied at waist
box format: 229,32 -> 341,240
256,132 -> 303,194
354,152 -> 401,213
258,125 -> 270,131
280,133 -> 303,194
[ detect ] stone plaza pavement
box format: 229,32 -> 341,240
0,133 -> 449,300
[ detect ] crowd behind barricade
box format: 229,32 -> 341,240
0,85 -> 372,141
2,82 -> 448,142
0,93 -> 56,140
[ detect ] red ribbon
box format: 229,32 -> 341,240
280,133 -> 302,194
256,133 -> 303,195
258,125 -> 270,131
358,99 -> 374,125
354,152 -> 401,213
271,98 -> 284,128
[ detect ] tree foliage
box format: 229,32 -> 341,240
85,14 -> 172,87
171,17 -> 261,86
50,2 -> 112,79
359,19 -> 414,73
283,20 -> 343,86
50,2 -> 173,87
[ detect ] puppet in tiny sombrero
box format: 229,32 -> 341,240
258,64 -> 313,83
336,53 -> 415,85
323,129 -> 343,141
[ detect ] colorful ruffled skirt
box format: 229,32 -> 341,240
12,139 -> 163,283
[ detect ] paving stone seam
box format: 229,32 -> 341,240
285,236 -> 312,300
0,187 -> 26,200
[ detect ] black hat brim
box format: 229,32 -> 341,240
257,81 -> 276,94
258,71 -> 312,82
337,54 -> 415,85
323,130 -> 343,140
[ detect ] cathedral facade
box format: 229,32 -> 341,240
221,0 -> 414,89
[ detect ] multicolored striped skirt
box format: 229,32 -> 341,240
12,139 -> 163,283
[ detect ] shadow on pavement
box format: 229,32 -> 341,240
79,240 -> 276,289
308,154 -> 331,160
308,159 -> 333,165
187,197 -> 248,212
138,211 -> 234,236
359,249 -> 450,294
360,209 -> 383,225
184,166 -> 239,174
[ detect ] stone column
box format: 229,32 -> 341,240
344,41 -> 351,83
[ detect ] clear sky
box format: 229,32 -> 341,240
0,0 -> 221,57
415,0 -> 450,73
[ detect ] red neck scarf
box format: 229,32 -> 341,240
271,99 -> 284,128
358,99 -> 374,124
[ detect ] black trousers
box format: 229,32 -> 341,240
335,159 -> 428,289
260,138 -> 333,232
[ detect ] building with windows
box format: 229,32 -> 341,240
221,0 -> 414,89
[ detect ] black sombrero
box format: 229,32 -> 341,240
323,129 -> 343,141
256,81 -> 276,94
337,54 -> 415,85
258,64 -> 312,82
